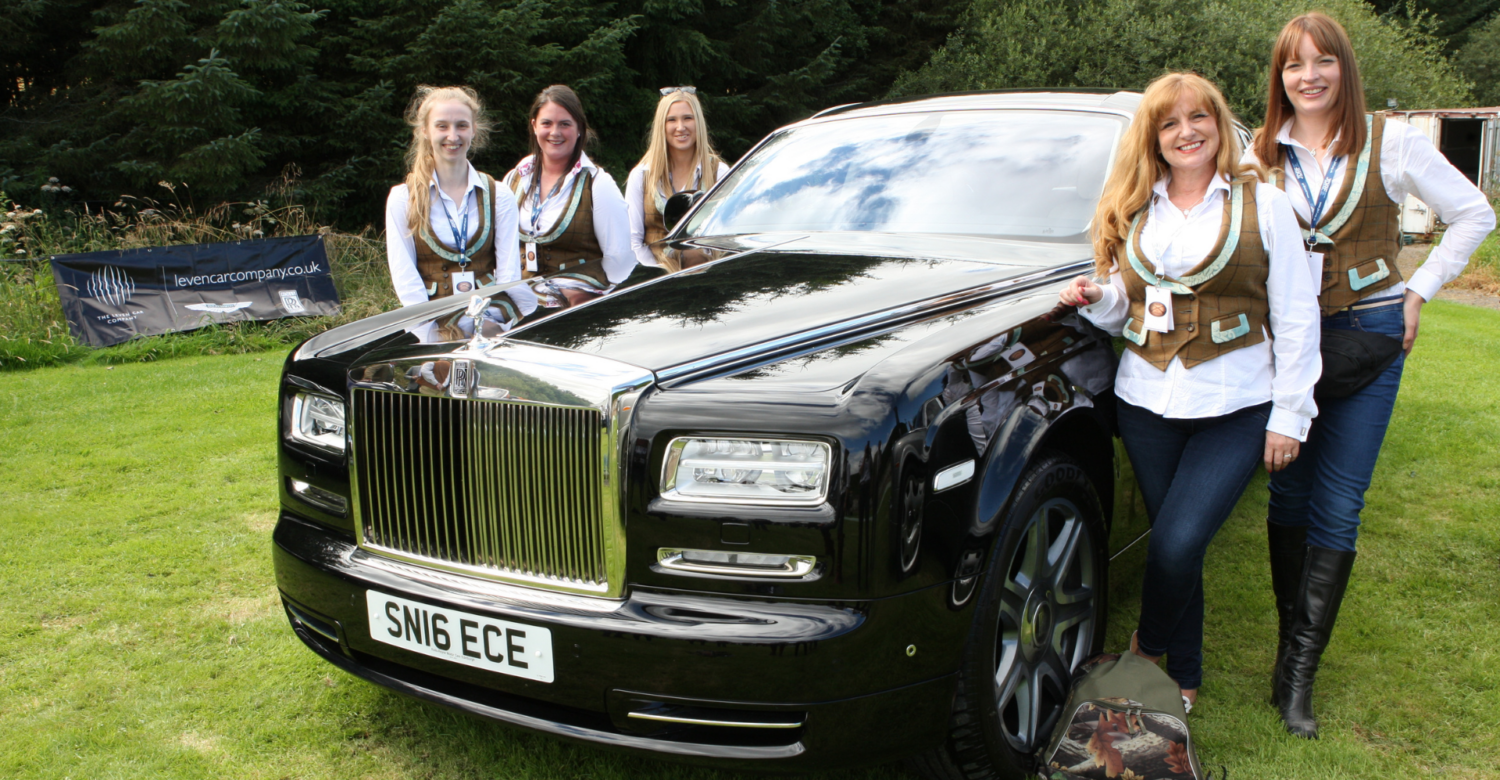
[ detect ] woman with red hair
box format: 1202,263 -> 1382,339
1246,12 -> 1494,739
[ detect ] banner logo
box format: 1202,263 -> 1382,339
185,302 -> 254,313
279,289 -> 306,314
86,266 -> 136,306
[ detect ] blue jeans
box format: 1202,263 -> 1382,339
1268,299 -> 1406,552
1119,399 -> 1272,690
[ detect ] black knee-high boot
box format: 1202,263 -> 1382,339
1267,522 -> 1307,705
1276,545 -> 1357,739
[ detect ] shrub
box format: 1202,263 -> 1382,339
891,0 -> 1473,121
1451,200 -> 1500,295
1454,13 -> 1500,107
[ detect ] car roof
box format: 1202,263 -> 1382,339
808,90 -> 1143,123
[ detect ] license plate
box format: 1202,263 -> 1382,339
366,591 -> 554,683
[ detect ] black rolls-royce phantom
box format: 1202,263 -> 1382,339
274,91 -> 1147,778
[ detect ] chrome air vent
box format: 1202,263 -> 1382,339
347,342 -> 654,599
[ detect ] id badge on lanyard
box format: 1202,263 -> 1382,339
439,192 -> 471,270
1144,285 -> 1174,333
1142,197 -> 1180,334
527,173 -> 567,274
1284,144 -> 1342,270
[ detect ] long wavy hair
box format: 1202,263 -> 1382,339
402,85 -> 491,236
1091,72 -> 1260,278
635,90 -> 723,202
1252,13 -> 1367,168
526,85 -> 597,198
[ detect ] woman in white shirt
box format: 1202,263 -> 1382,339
384,86 -> 523,318
1060,72 -> 1321,712
625,88 -> 730,272
1246,13 -> 1495,739
502,85 -> 634,307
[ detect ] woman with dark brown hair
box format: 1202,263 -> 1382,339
1246,12 -> 1494,739
502,85 -> 634,306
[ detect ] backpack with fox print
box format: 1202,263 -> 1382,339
1037,651 -> 1223,780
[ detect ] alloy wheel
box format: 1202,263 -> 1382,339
991,496 -> 1098,752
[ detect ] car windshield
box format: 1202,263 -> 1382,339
681,109 -> 1125,243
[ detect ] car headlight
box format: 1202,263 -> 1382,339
661,437 -> 830,505
288,392 -> 346,454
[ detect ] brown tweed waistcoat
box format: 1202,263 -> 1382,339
1273,113 -> 1403,315
641,184 -> 678,272
505,168 -> 609,290
1120,180 -> 1272,370
415,173 -> 499,300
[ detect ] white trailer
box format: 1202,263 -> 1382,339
1386,108 -> 1500,238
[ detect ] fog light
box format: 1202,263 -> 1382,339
289,478 -> 348,516
657,548 -> 816,578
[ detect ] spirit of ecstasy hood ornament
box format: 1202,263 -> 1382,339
464,294 -> 501,354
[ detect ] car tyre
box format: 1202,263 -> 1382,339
910,452 -> 1108,780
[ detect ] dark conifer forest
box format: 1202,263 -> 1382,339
0,0 -> 967,226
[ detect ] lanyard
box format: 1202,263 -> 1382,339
1282,143 -> 1343,242
529,172 -> 568,236
436,190 -> 471,267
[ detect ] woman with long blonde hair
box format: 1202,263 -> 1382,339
385,86 -> 523,310
626,87 -> 729,271
1060,72 -> 1321,711
1245,13 -> 1494,739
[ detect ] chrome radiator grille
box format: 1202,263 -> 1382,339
350,388 -> 608,591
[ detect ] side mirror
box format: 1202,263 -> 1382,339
663,190 -> 702,231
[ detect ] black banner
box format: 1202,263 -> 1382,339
50,235 -> 340,347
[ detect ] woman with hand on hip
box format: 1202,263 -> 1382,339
1246,13 -> 1494,739
1060,72 -> 1322,713
626,87 -> 729,272
385,86 -> 524,316
503,85 -> 635,307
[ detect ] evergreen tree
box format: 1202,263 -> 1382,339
0,0 -> 966,227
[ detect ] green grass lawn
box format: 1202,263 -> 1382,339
2,302 -> 1496,780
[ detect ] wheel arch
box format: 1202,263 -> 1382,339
970,405 -> 1116,543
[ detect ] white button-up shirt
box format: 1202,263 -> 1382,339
384,163 -> 522,307
1246,119 -> 1496,303
625,161 -> 732,267
507,152 -> 636,286
1081,175 -> 1322,441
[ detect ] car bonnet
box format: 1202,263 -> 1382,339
506,237 -> 1087,377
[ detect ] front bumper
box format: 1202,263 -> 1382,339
273,512 -> 964,770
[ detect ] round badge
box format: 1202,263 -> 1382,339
457,281 -> 473,293
1149,302 -> 1167,317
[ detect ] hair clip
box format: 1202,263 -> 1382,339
659,86 -> 697,96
